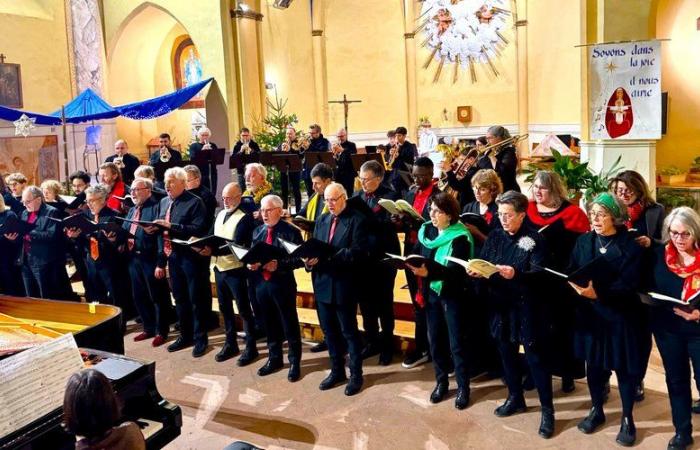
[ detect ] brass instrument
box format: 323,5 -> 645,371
479,133 -> 529,158
113,156 -> 125,170
241,142 -> 251,154
331,141 -> 343,159
159,146 -> 171,163
377,145 -> 390,171
437,143 -> 461,191
386,143 -> 399,170
281,141 -> 291,152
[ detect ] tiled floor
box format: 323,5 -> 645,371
124,327 -> 690,450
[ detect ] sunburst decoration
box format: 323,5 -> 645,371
420,0 -> 511,83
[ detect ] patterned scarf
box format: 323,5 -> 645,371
306,193 -> 329,220
418,222 -> 473,295
665,242 -> 700,301
244,180 -> 272,205
624,201 -> 644,229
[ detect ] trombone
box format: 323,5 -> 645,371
479,133 -> 529,157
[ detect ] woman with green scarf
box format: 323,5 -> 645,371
406,192 -> 475,411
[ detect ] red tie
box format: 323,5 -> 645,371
163,203 -> 173,257
328,216 -> 338,243
89,214 -> 100,261
262,226 -> 274,281
127,207 -> 141,251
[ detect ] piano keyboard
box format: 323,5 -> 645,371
135,418 -> 164,441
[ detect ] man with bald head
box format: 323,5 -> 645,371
205,182 -> 261,365
105,140 -> 140,185
306,182 -> 370,396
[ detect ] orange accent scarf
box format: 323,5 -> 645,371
665,242 -> 700,301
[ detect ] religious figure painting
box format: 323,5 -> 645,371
605,87 -> 634,139
173,37 -> 205,109
0,63 -> 23,108
0,135 -> 58,184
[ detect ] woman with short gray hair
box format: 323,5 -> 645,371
477,125 -> 520,192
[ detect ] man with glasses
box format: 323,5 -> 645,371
306,182 -> 369,395
248,195 -> 304,381
303,124 -> 331,197
5,173 -> 27,215
232,128 -> 261,188
154,167 -> 210,357
333,128 -> 357,195
184,165 -> 218,230
352,160 -> 401,365
123,177 -> 172,347
5,186 -> 74,300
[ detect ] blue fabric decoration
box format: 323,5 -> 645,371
117,78 -> 213,119
50,88 -> 119,123
0,105 -> 61,125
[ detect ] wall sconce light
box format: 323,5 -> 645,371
265,82 -> 275,90
236,1 -> 250,12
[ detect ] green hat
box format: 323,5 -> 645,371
592,192 -> 622,218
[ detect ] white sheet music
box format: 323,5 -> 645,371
0,333 -> 84,439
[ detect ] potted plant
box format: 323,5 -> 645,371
688,157 -> 700,183
657,188 -> 697,213
658,165 -> 687,185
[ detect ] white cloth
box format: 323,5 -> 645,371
418,130 -> 437,157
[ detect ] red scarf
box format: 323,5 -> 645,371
624,201 -> 644,229
408,183 -> 435,245
665,242 -> 700,301
526,201 -> 590,233
106,180 -> 126,211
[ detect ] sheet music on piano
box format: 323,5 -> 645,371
0,333 -> 84,439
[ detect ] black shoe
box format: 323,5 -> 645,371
192,341 -> 208,358
494,395 -> 527,417
167,337 -> 192,353
577,407 -> 606,434
455,388 -> 470,410
215,342 -> 240,362
561,377 -> 576,393
634,381 -> 645,402
430,382 -> 449,404
310,341 -> 328,353
538,407 -> 555,439
360,344 -> 380,360
319,372 -> 347,391
401,351 -> 430,369
237,347 -> 259,367
257,358 -> 283,376
288,363 -> 301,382
668,433 -> 694,450
692,399 -> 700,414
345,375 -> 363,396
616,416 -> 636,447
378,349 -> 393,366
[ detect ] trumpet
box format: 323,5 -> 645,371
159,147 -> 171,163
113,156 -> 125,170
479,133 -> 529,158
331,141 -> 343,159
241,142 -> 251,155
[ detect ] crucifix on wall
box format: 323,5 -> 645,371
328,94 -> 361,133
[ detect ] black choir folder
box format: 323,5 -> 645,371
640,291 -> 700,310
225,242 -> 286,265
50,214 -> 131,237
278,237 -> 335,260
171,235 -> 229,249
59,193 -> 86,209
382,253 -> 447,274
0,214 -> 36,235
114,216 -> 170,231
459,212 -> 489,235
291,216 -> 315,233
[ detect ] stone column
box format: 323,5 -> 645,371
311,0 -> 329,130
231,4 -> 266,126
514,1 -> 529,157
403,0 -> 418,133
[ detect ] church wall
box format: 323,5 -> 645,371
0,0 -> 72,112
654,0 -> 700,171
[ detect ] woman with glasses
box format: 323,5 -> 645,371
526,171 -> 590,393
647,207 -> 700,450
406,192 -> 475,410
568,193 -> 645,446
462,169 -> 503,252
467,190 -> 555,438
610,170 -> 664,401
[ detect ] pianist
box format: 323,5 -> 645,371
63,369 -> 146,450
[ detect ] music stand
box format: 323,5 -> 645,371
351,153 -> 383,173
304,151 -> 336,171
153,159 -> 184,181
229,152 -> 261,171
192,147 -> 226,166
365,145 -> 378,154
268,153 -> 303,210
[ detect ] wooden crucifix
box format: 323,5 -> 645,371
328,94 -> 361,133
0,54 -> 6,64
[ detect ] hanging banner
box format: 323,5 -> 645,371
589,40 -> 662,140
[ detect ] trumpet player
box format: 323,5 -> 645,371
388,126 -> 417,194
232,127 -> 261,188
476,126 -> 520,192
188,127 -> 220,193
149,133 -> 183,188
104,140 -> 139,185
303,124 -> 330,197
441,147 -> 479,209
275,127 -> 302,212
333,129 -> 356,195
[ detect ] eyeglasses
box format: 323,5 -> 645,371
615,188 -> 634,196
497,212 -> 517,220
324,195 -> 344,204
131,187 -> 150,192
21,197 -> 39,205
532,184 -> 549,191
359,176 -> 378,184
222,194 -> 241,201
669,230 -> 692,240
588,211 -> 610,220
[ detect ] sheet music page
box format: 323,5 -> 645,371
0,333 -> 84,439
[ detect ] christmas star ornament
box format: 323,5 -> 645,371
13,114 -> 36,137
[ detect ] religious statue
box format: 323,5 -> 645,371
184,48 -> 202,88
605,87 -> 634,138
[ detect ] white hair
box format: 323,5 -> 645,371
85,184 -> 109,201
245,163 -> 267,179
663,206 -> 700,246
131,177 -> 153,191
197,127 -> 211,136
164,167 -> 187,181
324,182 -> 347,198
261,194 -> 283,209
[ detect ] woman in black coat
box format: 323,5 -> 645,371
647,207 -> 700,450
0,197 -> 24,296
567,192 -> 645,446
462,169 -> 503,254
406,193 -> 476,410
467,190 -> 554,439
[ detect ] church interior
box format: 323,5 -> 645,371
2,0 -> 700,449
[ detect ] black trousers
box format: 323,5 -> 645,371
129,254 -> 170,337
279,171 -> 302,213
256,278 -> 301,364
405,268 -> 429,354
215,267 -> 256,350
498,340 -> 553,409
359,264 -> 396,350
22,260 -> 74,301
0,263 -> 24,296
317,300 -> 363,377
587,364 -> 638,418
302,166 -> 314,196
87,257 -> 134,320
169,252 -> 211,346
654,328 -> 700,436
426,294 -> 470,389
68,244 -> 96,301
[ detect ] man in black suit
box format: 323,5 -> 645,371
9,186 -> 74,300
297,163 -> 333,222
65,185 -> 133,319
149,133 -> 183,188
389,126 -> 417,194
305,182 -> 369,396
104,140 -> 140,185
395,157 -> 439,369
248,194 -> 304,381
123,177 -> 172,347
188,127 -> 221,193
184,165 -> 218,230
332,129 -> 357,196
354,160 -> 400,365
204,182 -> 260,365
276,127 -> 303,212
232,127 -> 261,189
303,124 -> 330,196
154,167 -> 210,357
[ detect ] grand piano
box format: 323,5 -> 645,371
0,296 -> 182,450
